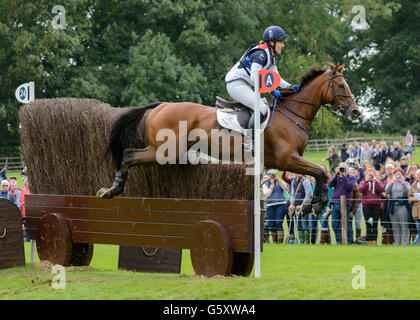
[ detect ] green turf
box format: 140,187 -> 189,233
1,242 -> 419,300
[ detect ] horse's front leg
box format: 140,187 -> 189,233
277,152 -> 328,215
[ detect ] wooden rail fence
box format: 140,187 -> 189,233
305,135 -> 418,153
0,157 -> 24,171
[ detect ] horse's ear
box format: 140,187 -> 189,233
337,64 -> 345,73
332,62 -> 340,74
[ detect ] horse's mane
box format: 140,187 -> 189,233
298,67 -> 326,88
280,67 -> 326,97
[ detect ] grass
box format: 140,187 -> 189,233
1,243 -> 420,300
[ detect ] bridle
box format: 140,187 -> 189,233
272,70 -> 355,135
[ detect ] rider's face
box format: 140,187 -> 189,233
274,40 -> 284,54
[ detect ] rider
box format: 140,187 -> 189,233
225,25 -> 299,151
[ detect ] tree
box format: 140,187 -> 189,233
350,0 -> 420,134
122,30 -> 206,106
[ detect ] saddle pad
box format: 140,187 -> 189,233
216,108 -> 270,134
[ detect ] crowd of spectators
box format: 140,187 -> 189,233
262,135 -> 420,246
0,166 -> 31,242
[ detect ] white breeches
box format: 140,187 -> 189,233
226,80 -> 269,115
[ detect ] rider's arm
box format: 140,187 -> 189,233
270,63 -> 291,88
248,50 -> 266,86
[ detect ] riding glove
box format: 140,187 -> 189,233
271,90 -> 281,98
290,85 -> 300,93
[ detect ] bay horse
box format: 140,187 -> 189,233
97,62 -> 360,214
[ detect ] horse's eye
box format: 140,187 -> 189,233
338,84 -> 345,89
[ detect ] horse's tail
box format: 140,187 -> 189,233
104,102 -> 162,170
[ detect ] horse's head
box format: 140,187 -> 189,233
324,62 -> 360,120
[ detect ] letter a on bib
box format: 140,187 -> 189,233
258,70 -> 281,93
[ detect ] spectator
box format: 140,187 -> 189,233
352,141 -> 362,163
382,163 -> 395,182
361,159 -> 372,172
405,130 -> 414,160
350,159 -> 365,183
0,180 -> 15,203
340,143 -> 349,162
370,139 -> 377,150
406,163 -> 420,185
400,156 -> 409,175
381,163 -> 395,244
360,142 -> 372,166
408,169 -> 420,245
385,167 -> 411,246
262,169 -> 290,244
325,146 -> 340,175
8,177 -> 21,207
318,164 -> 332,244
371,144 -> 382,171
359,167 -> 385,245
348,166 -> 362,239
19,177 -> 31,242
328,163 -> 356,244
288,174 -> 312,244
389,141 -> 403,162
0,165 -> 7,181
380,141 -> 390,166
347,145 -> 354,160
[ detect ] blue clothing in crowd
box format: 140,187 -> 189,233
0,191 -> 16,204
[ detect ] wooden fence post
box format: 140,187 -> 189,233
340,195 -> 348,245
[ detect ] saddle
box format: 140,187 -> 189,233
215,96 -> 268,129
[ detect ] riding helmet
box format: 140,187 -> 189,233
262,26 -> 287,42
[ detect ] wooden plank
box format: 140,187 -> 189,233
65,219 -> 249,240
72,231 -> 250,252
25,194 -> 249,214
26,217 -> 251,252
25,207 -> 249,226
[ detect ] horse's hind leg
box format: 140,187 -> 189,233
97,146 -> 157,199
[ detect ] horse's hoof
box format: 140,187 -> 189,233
96,188 -> 111,199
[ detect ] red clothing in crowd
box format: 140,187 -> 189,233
19,187 -> 30,218
359,179 -> 385,207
